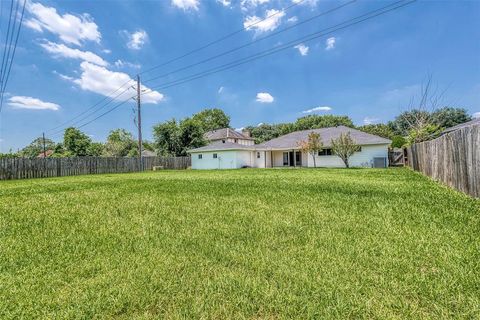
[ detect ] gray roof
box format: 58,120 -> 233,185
204,128 -> 254,141
442,117 -> 480,134
256,126 -> 391,149
188,140 -> 256,153
141,150 -> 156,157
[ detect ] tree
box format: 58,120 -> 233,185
391,109 -> 431,136
191,108 -> 230,132
103,129 -> 136,157
20,137 -> 55,158
294,115 -> 354,131
153,119 -> 181,156
357,124 -> 395,140
430,107 -> 472,129
87,142 -> 104,157
391,135 -> 406,148
297,132 -> 323,168
406,124 -> 442,145
63,127 -> 92,156
331,132 -> 360,168
179,118 -> 206,155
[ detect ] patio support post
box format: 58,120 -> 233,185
293,149 -> 296,167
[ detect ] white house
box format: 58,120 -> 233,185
188,126 -> 391,169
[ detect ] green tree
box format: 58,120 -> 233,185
179,118 -> 207,155
87,142 -> 104,157
153,119 -> 181,156
357,124 -> 395,140
20,137 -> 56,158
297,132 -> 323,168
63,127 -> 92,156
103,129 -> 136,157
430,107 -> 472,129
331,132 -> 360,168
294,115 -> 354,131
391,109 -> 431,136
391,135 -> 406,148
406,124 -> 442,145
191,108 -> 230,132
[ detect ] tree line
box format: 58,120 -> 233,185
0,106 -> 472,159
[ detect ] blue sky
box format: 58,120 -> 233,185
0,0 -> 479,152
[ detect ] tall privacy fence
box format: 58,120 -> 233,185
406,124 -> 479,198
0,156 -> 191,180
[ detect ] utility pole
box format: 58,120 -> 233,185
136,75 -> 143,170
42,132 -> 46,158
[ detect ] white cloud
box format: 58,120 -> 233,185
302,106 -> 332,114
473,112 -> 480,119
114,59 -> 141,69
40,41 -> 108,66
363,117 -> 379,125
25,2 -> 101,46
256,92 -> 274,103
217,0 -> 231,7
244,9 -> 285,34
172,0 -> 200,10
241,0 -> 270,9
287,16 -> 298,23
292,0 -> 318,6
8,96 -> 60,111
102,49 -> 111,54
325,37 -> 336,50
123,29 -> 148,50
72,62 -> 164,104
257,122 -> 264,126
294,44 -> 309,56
52,70 -> 74,81
218,86 -> 224,94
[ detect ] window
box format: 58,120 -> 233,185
198,154 -> 203,159
234,139 -> 238,143
213,153 -> 218,159
283,152 -> 289,166
318,149 -> 333,156
257,152 -> 261,159
222,140 -> 226,143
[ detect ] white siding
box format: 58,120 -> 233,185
191,150 -> 254,169
309,144 -> 389,168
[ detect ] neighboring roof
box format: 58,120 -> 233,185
188,141 -> 256,153
141,149 -> 156,157
442,117 -> 480,134
256,126 -> 392,149
37,150 -> 54,158
204,128 -> 254,141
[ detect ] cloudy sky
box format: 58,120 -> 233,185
0,0 -> 479,151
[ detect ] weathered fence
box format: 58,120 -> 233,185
0,156 -> 191,180
406,124 -> 479,198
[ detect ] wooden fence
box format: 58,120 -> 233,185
0,156 -> 191,180
406,124 -> 479,198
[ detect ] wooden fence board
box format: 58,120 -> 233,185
406,124 -> 479,198
0,156 -> 191,181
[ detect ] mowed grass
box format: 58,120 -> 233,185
0,168 -> 478,319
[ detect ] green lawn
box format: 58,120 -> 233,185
0,168 -> 478,319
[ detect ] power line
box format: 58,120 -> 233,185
42,0 -> 306,135
138,0 -> 307,76
46,0 -> 416,134
44,0 -> 352,136
0,0 -> 26,109
142,0 -> 357,84
45,81 -> 134,133
143,0 -> 416,95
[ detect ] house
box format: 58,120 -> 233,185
188,126 -> 392,169
37,150 -> 54,158
141,149 -> 156,157
204,128 -> 255,146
